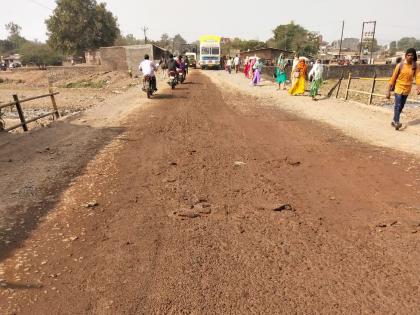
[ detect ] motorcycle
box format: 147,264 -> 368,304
142,75 -> 154,98
168,70 -> 178,89
177,68 -> 186,84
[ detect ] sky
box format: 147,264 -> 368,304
1,0 -> 420,45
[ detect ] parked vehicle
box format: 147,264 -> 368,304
9,62 -> 22,69
0,63 -> 6,71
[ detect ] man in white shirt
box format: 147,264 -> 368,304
234,55 -> 240,73
139,54 -> 157,91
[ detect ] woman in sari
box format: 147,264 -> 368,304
252,59 -> 263,85
244,57 -> 251,78
290,54 -> 299,86
248,58 -> 256,79
275,54 -> 287,90
288,57 -> 307,96
308,59 -> 324,100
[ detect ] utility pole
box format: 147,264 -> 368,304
370,21 -> 377,65
359,21 -> 377,64
338,21 -> 345,62
142,26 -> 149,45
359,22 -> 365,62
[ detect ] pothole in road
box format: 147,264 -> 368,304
170,202 -> 213,220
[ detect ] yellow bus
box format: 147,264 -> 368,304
199,35 -> 221,70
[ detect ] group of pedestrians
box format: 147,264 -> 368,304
274,54 -> 324,101
225,55 -> 241,74
242,57 -> 264,86
227,50 -> 419,132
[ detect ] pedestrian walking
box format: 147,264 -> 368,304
308,59 -> 324,100
290,54 -> 299,86
234,55 -> 241,73
244,58 -> 251,78
275,53 -> 288,90
226,57 -> 232,74
288,57 -> 307,96
252,59 -> 263,86
386,48 -> 420,130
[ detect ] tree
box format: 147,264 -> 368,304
46,0 -> 120,56
0,40 -> 16,55
389,41 -> 397,56
4,22 -> 26,52
221,38 -> 265,56
93,3 -> 120,48
270,22 -> 320,56
172,34 -> 187,53
397,37 -> 420,51
5,22 -> 22,37
157,33 -> 171,50
114,34 -> 142,46
20,42 -> 63,66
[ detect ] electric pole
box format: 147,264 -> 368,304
359,21 -> 377,64
338,21 -> 345,62
370,21 -> 377,65
142,26 -> 149,45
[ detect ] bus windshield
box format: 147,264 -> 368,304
211,47 -> 220,55
201,47 -> 211,55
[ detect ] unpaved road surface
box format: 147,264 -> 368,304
1,71 -> 420,314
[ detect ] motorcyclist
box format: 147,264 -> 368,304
178,56 -> 187,81
139,54 -> 157,91
166,54 -> 179,75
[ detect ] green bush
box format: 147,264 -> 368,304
20,42 -> 63,66
64,80 -> 107,89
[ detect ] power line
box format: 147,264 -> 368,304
25,0 -> 53,11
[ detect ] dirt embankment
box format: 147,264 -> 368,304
0,68 -> 140,131
1,71 -> 419,314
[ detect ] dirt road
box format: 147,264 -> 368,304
1,71 -> 420,314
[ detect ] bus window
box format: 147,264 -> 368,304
211,47 -> 220,55
201,47 -> 210,55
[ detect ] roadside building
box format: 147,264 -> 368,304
85,50 -> 102,66
2,54 -> 21,68
99,44 -> 170,71
240,48 -> 293,64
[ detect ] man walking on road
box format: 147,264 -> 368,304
387,48 -> 420,130
234,55 -> 240,73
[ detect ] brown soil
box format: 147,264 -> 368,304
1,71 -> 420,314
0,69 -> 138,131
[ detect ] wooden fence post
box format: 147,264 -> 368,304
345,73 -> 352,101
335,74 -> 344,98
13,94 -> 28,132
368,73 -> 377,105
48,85 -> 60,119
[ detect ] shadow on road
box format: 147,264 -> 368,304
0,120 -> 125,263
0,281 -> 43,290
152,94 -> 175,100
407,118 -> 420,126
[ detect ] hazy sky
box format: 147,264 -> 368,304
1,0 -> 420,44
